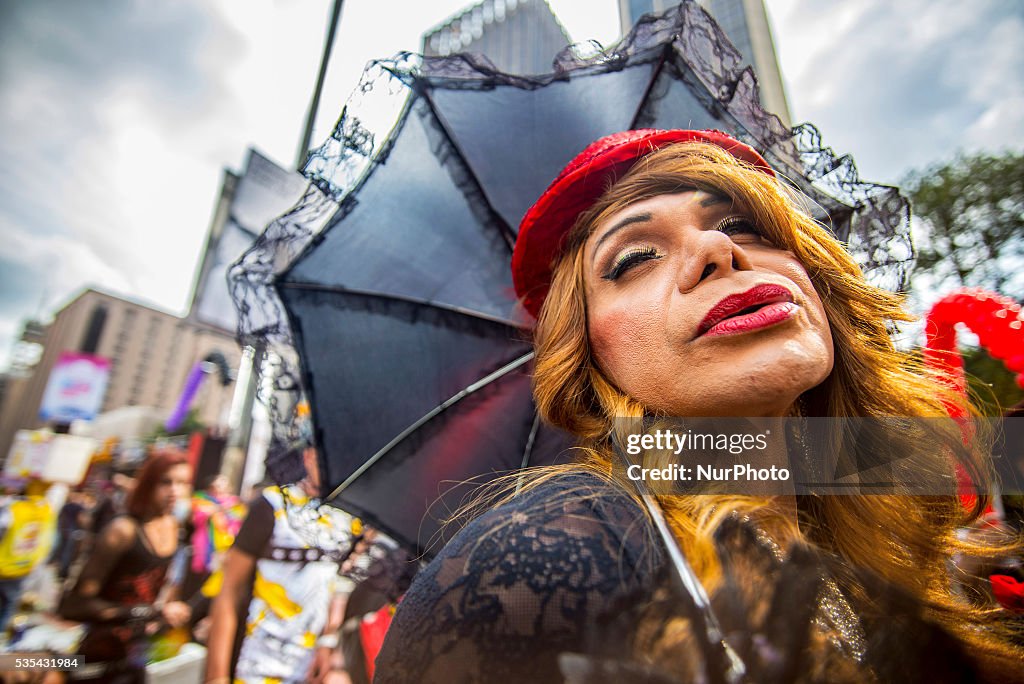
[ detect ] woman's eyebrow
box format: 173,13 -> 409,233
699,192 -> 729,207
592,212 -> 653,258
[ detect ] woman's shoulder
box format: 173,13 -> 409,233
375,469 -> 661,683
446,468 -> 657,574
98,514 -> 139,545
453,470 -> 655,568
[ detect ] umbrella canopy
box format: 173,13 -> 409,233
232,2 -> 913,557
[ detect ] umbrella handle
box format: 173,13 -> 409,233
611,437 -> 747,684
514,414 -> 543,496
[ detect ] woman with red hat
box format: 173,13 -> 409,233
374,130 -> 1024,682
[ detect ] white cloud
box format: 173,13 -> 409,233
768,0 -> 1023,183
0,215 -> 135,296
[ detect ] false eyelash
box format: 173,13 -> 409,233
715,215 -> 762,236
603,246 -> 661,280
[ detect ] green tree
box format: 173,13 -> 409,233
963,346 -> 1024,416
903,151 -> 1024,414
150,407 -> 205,439
903,150 -> 1024,294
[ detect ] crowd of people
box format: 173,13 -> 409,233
0,443 -> 411,684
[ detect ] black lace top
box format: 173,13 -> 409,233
374,472 -> 663,683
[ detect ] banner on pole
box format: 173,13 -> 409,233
39,352 -> 111,423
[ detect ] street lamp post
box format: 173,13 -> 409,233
295,0 -> 345,170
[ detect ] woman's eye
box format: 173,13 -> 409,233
602,246 -> 662,280
716,216 -> 762,238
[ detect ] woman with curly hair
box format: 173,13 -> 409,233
375,130 -> 1023,682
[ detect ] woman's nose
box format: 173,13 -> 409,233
676,231 -> 753,292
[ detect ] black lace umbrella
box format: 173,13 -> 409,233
230,2 -> 912,557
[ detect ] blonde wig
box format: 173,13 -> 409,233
523,141 -> 1023,670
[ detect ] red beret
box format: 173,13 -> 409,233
512,129 -> 774,319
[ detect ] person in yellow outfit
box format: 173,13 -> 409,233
204,448 -> 358,684
0,480 -> 58,632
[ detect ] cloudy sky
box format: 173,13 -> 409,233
0,0 -> 1020,369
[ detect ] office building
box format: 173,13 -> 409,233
0,288 -> 239,460
187,148 -> 312,335
423,0 -> 572,75
619,0 -> 792,126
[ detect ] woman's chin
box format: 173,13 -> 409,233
648,355 -> 830,417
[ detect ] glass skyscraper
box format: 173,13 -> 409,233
422,0 -> 572,76
618,0 -> 792,126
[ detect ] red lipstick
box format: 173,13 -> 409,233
697,284 -> 796,338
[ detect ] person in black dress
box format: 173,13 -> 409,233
60,448 -> 193,683
375,130 -> 1024,682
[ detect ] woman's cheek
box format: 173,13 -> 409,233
587,301 -> 660,388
